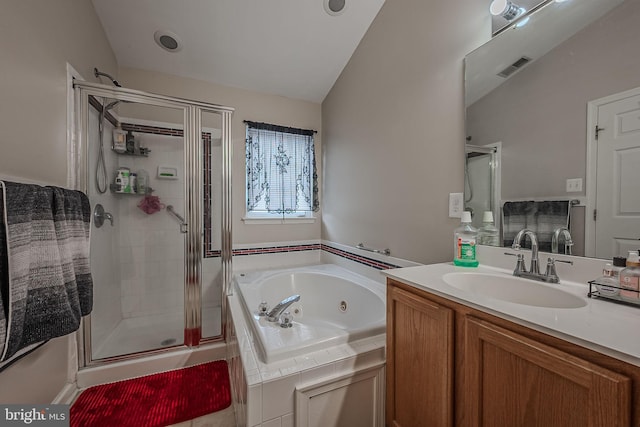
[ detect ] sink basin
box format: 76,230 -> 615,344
442,272 -> 587,309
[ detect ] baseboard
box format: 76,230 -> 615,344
53,382 -> 79,404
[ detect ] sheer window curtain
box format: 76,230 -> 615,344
245,121 -> 319,217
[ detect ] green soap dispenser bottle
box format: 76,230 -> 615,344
453,211 -> 479,267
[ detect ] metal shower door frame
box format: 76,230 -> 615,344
73,80 -> 233,367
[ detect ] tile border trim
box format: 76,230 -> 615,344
217,243 -> 402,270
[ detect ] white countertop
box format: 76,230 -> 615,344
382,262 -> 640,367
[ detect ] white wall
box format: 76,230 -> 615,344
0,0 -> 117,403
118,67 -> 323,247
321,0 -> 490,264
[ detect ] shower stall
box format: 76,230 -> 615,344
73,80 -> 233,365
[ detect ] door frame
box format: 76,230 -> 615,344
585,85 -> 640,257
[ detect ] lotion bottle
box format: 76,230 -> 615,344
595,263 -> 620,297
620,251 -> 640,300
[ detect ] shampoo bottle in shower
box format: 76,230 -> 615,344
113,128 -> 127,153
454,211 -> 479,267
126,130 -> 135,154
136,169 -> 149,194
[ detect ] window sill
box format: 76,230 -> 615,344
242,216 -> 316,225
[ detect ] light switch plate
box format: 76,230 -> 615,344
566,178 -> 583,192
449,193 -> 464,218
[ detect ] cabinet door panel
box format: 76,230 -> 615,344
386,285 -> 454,427
463,317 -> 631,427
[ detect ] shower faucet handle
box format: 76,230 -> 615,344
94,204 -> 114,228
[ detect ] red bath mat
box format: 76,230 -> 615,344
70,360 -> 231,427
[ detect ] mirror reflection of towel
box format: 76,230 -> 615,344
502,200 -> 570,252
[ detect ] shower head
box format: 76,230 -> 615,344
94,67 -> 121,87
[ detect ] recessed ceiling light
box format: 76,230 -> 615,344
154,30 -> 182,52
324,0 -> 346,16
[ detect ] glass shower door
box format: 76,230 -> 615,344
75,81 -> 233,366
199,109 -> 229,341
82,93 -> 189,360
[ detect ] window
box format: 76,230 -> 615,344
245,121 -> 318,220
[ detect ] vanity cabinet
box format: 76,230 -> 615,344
386,279 -> 639,427
386,285 -> 454,426
464,317 -> 630,426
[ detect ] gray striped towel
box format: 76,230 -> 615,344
502,200 -> 570,252
0,181 -> 93,363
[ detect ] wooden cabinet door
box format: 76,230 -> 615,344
462,316 -> 631,427
386,283 -> 454,427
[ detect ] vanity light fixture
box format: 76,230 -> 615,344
490,0 -> 525,20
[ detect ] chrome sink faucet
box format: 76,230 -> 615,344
506,229 -> 573,283
551,227 -> 573,255
512,229 -> 540,274
266,294 -> 300,322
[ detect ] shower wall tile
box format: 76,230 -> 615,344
121,296 -> 141,317
281,413 -> 294,427
121,278 -> 143,297
202,257 -> 223,308
89,112 -> 123,351
261,418 -> 282,427
116,131 -> 186,320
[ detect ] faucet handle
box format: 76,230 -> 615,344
257,301 -> 269,316
544,257 -> 574,283
547,257 -> 574,266
280,311 -> 293,328
504,252 -> 527,274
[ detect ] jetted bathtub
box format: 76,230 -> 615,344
233,264 -> 386,364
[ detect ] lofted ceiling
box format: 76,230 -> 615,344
91,0 -> 386,103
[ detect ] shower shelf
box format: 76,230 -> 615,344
109,184 -> 153,195
111,148 -> 150,157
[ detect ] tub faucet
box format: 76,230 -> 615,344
551,227 -> 573,255
266,294 -> 300,322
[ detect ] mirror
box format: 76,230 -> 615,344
464,0 -> 640,259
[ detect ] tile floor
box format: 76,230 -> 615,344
169,406 -> 236,427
